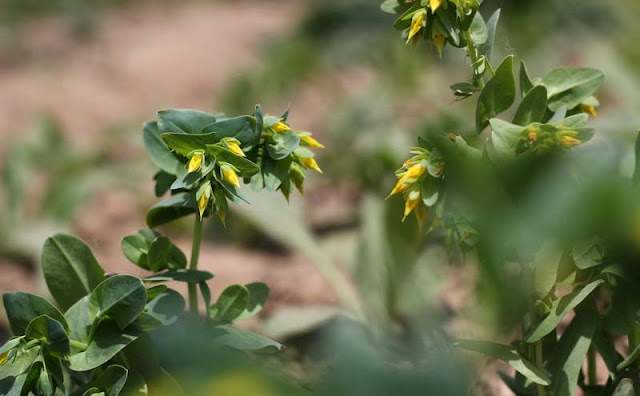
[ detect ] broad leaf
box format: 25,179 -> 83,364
213,325 -> 284,353
25,315 -> 69,358
266,131 -> 300,160
476,55 -> 516,132
132,289 -> 185,331
2,293 -> 68,336
89,276 -> 147,330
201,116 -> 259,149
210,285 -> 250,324
146,192 -> 196,228
42,234 -> 106,311
513,85 -> 548,126
542,67 -> 604,112
143,122 -> 182,175
157,110 -> 217,134
262,155 -> 292,192
161,132 -> 217,156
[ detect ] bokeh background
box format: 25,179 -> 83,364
1,0 -> 639,394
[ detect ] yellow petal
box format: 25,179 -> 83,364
405,162 -> 427,179
387,178 -> 410,198
406,10 -> 425,45
300,157 -> 323,174
430,0 -> 442,12
403,191 -> 422,221
301,135 -> 325,149
272,122 -> 291,133
580,104 -> 597,117
557,135 -> 581,148
434,33 -> 445,57
222,166 -> 241,187
226,141 -> 246,157
198,193 -> 209,219
188,152 -> 203,173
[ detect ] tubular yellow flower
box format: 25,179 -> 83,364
434,33 -> 445,57
300,157 -> 323,174
225,140 -> 245,157
198,192 -> 209,219
557,135 -> 581,148
221,165 -> 241,187
430,0 -> 443,12
404,162 -> 428,179
188,151 -> 204,173
403,190 -> 422,221
388,162 -> 427,198
272,122 -> 291,133
580,104 -> 597,117
300,135 -> 325,149
406,9 -> 426,44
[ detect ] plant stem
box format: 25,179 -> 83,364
188,214 -> 203,315
534,340 -> 545,396
69,339 -> 88,351
462,30 -> 485,89
587,344 -> 597,385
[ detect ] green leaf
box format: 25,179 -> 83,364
201,116 -> 259,150
143,122 -> 182,175
146,192 -> 196,229
90,365 -> 129,396
476,55 -> 516,132
210,285 -> 250,324
572,240 -> 603,270
3,293 -> 68,336
68,320 -> 141,372
531,245 -> 563,300
122,231 -> 187,271
206,144 -> 260,177
120,370 -> 148,396
547,303 -> 599,396
469,11 -> 487,45
25,315 -> 69,358
482,9 -> 500,62
153,171 -> 175,197
121,235 -> 150,270
213,325 -> 284,353
22,361 -> 43,396
635,132 -> 640,187
553,113 -> 589,129
519,61 -> 535,97
262,155 -> 292,192
147,237 -> 172,272
541,67 -> 604,112
142,269 -> 214,283
42,234 -> 106,311
213,173 -> 249,204
513,85 -> 548,126
89,275 -> 147,330
380,0 -> 410,14
267,131 -> 300,160
161,132 -> 217,156
236,283 -> 270,321
132,289 -> 185,331
65,295 -> 93,343
592,330 -> 622,378
454,339 -> 551,385
157,110 -> 217,134
0,345 -> 39,396
487,118 -> 523,160
526,279 -> 604,343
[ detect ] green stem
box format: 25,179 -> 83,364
69,339 -> 88,351
462,30 -> 485,88
587,344 -> 597,385
535,340 -> 545,396
188,214 -> 203,315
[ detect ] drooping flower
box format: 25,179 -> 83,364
388,161 -> 427,197
198,192 -> 209,219
272,122 -> 291,133
221,164 -> 240,187
406,9 -> 427,45
430,0 -> 443,12
223,138 -> 245,157
299,157 -> 323,174
299,134 -> 325,149
188,151 -> 205,173
403,190 -> 422,221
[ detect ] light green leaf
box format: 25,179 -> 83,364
236,283 -> 270,321
213,325 -> 284,353
519,61 -> 535,97
469,11 -> 487,45
210,285 -> 250,324
42,234 -> 106,311
157,109 -> 217,134
482,9 -> 500,62
454,339 -> 551,385
132,289 -> 184,331
541,67 -> 604,112
267,131 -> 300,160
513,85 -> 548,126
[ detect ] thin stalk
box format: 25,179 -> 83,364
587,344 -> 597,385
535,340 -> 545,396
69,339 -> 88,351
188,214 -> 204,315
462,30 -> 485,89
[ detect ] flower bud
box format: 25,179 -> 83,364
221,164 -> 241,187
300,157 -> 323,174
272,122 -> 291,133
187,151 -> 204,173
223,138 -> 245,157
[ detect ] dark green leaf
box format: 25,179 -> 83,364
142,270 -> 214,283
147,237 -> 171,272
42,234 -> 106,311
633,132 -> 640,187
64,295 -> 93,343
121,235 -> 150,270
454,339 -> 551,385
161,132 -> 217,156
132,289 -> 184,331
157,110 -> 217,134
3,293 -> 68,336
21,361 -> 43,396
146,192 -> 196,229
89,275 -> 147,330
0,346 -> 39,396
513,85 -> 548,126
206,145 -> 260,177
476,55 -> 516,132
91,365 -> 128,396
201,116 -> 259,150
236,283 -> 270,321
263,155 -> 292,192
25,315 -> 69,358
153,171 -> 176,197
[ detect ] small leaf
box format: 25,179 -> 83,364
262,155 -> 292,192
519,61 -> 535,97
201,116 -> 259,150
42,234 -> 106,311
143,122 -> 182,175
513,85 -> 548,126
142,269 -> 214,283
146,192 -> 196,229
210,285 -> 250,324
213,325 -> 284,353
206,144 -> 260,177
454,339 -> 551,385
25,315 -> 70,358
89,276 -> 147,330
476,55 -> 516,132
236,283 -> 270,321
161,132 -> 217,156
267,131 -> 300,160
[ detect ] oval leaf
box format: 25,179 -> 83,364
89,276 -> 147,330
476,55 -> 516,132
3,292 -> 68,336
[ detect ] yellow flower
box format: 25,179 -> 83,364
221,165 -> 240,187
187,151 -> 204,173
434,33 -> 445,57
557,135 -> 581,148
430,0 -> 443,12
406,9 -> 427,45
198,193 -> 209,219
580,104 -> 597,117
0,350 -> 9,366
223,139 -> 245,157
388,162 -> 427,197
403,190 -> 422,221
300,157 -> 323,174
300,134 -> 325,149
272,122 -> 291,133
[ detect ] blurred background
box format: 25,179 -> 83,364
0,0 -> 639,394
